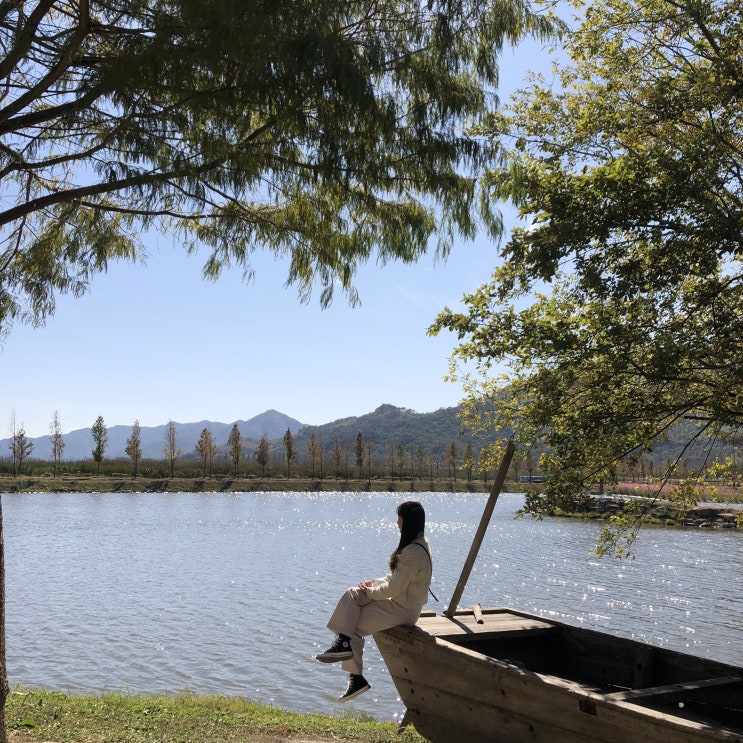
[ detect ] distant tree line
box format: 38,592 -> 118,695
7,408 -> 740,489
3,411 -> 529,484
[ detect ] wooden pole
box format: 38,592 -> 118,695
444,440 -> 516,619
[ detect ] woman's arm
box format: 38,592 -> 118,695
364,548 -> 419,601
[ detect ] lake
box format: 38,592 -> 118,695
5,490 -> 743,723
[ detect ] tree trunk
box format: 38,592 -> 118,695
0,496 -> 8,743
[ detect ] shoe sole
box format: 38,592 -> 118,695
316,651 -> 354,663
339,683 -> 370,702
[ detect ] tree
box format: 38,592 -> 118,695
227,424 -> 243,477
307,433 -> 319,479
125,420 -> 142,478
477,445 -> 491,484
366,441 -> 373,485
163,421 -> 182,478
195,428 -> 216,478
283,428 -> 296,478
0,0 -> 560,339
10,424 -> 32,476
462,444 -> 474,483
0,4 -> 564,736
317,437 -> 325,482
255,433 -> 270,478
433,0 -> 743,554
91,416 -> 108,475
0,492 -> 6,743
428,441 -> 439,488
6,414 -> 17,477
446,442 -> 458,481
49,411 -> 65,477
332,435 -> 343,480
396,443 -> 407,479
355,431 -> 364,479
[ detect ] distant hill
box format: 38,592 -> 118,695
1,410 -> 305,460
3,403 -> 728,469
1,405 -> 480,463
289,406 -> 742,471
293,404 -> 477,460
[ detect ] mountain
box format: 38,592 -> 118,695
294,403 -> 475,459
3,405 -> 477,463
2,403 -> 733,469
3,410 -> 305,460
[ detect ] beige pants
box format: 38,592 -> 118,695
326,586 -> 418,676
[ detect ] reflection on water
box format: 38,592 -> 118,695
5,491 -> 743,721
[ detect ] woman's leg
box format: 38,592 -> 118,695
327,588 -> 414,675
326,586 -> 367,640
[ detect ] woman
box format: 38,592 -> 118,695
316,500 -> 433,702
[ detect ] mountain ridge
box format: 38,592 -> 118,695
1,409 -> 306,460
1,404 -> 736,470
1,405 -> 468,461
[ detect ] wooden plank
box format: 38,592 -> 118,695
417,610 -> 556,638
389,679 -> 613,743
633,643 -> 656,688
607,677 -> 743,704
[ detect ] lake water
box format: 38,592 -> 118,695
5,491 -> 743,723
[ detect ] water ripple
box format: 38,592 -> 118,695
4,491 -> 743,721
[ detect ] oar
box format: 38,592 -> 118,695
444,440 -> 516,619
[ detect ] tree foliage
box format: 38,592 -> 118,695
255,433 -> 270,477
432,0 -> 743,553
332,434 -> 343,479
355,430 -> 364,478
49,410 -> 65,477
91,415 -> 108,474
10,424 -> 32,476
0,0 -> 560,334
227,424 -> 242,477
125,420 -> 142,477
163,420 -> 182,478
195,427 -> 215,477
283,427 -> 296,477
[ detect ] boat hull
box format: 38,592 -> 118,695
375,608 -> 743,743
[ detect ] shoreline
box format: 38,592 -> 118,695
2,476 -> 740,529
0,474 -> 496,495
7,687 -> 426,743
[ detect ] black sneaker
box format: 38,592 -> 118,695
338,673 -> 370,702
316,634 -> 353,663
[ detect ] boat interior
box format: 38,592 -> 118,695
417,607 -> 743,727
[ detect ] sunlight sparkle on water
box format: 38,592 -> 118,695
4,490 -> 743,722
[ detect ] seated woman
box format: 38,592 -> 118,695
316,500 -> 433,701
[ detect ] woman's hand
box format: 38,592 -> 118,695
358,581 -> 373,592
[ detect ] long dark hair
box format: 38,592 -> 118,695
389,500 -> 426,571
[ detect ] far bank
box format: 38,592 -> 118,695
1,476 -> 740,529
0,473 -> 497,495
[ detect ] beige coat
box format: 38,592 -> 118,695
364,535 -> 432,617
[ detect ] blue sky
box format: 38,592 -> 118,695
0,39 -> 563,440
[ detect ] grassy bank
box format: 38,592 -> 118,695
7,688 -> 427,743
0,474 -> 495,495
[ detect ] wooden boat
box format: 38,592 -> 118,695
375,443 -> 743,742
376,605 -> 743,742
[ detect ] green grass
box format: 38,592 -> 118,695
7,688 -> 428,743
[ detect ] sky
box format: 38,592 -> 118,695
0,39 -> 564,440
